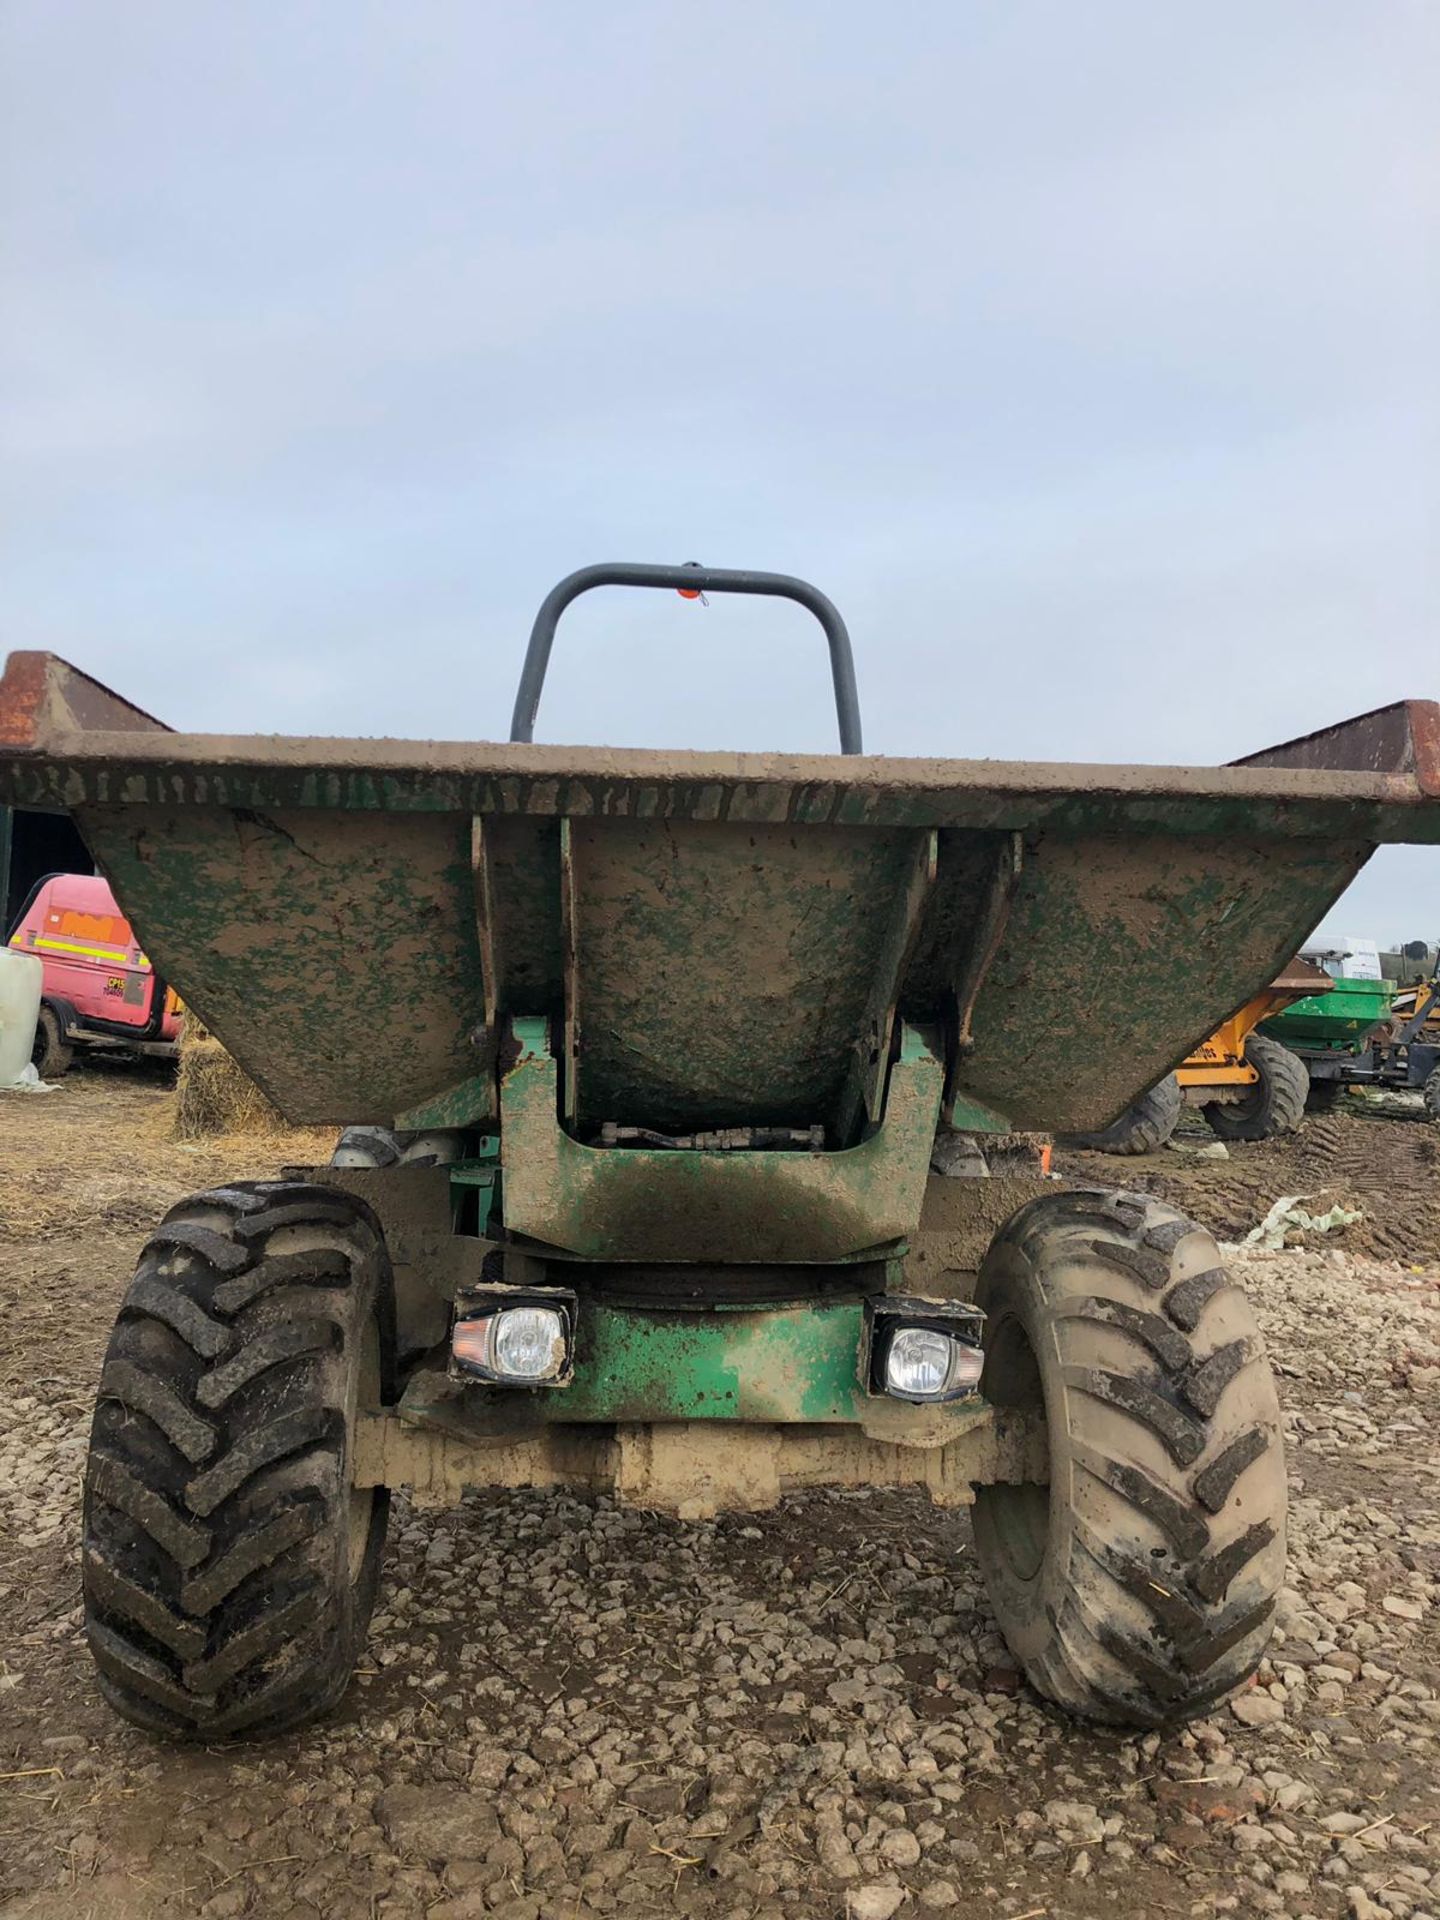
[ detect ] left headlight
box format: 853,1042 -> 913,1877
451,1290 -> 576,1386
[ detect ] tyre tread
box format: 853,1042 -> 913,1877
82,1180 -> 391,1741
972,1187 -> 1286,1728
1203,1033 -> 1309,1141
1063,1075 -> 1183,1155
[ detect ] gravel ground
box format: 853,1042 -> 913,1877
1,1067 -> 1438,1920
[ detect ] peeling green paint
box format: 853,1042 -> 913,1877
559,1299 -> 868,1421
396,1074 -> 495,1131
943,1091 -> 1012,1133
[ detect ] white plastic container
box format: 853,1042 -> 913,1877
0,947 -> 43,1086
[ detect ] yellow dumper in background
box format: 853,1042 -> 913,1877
1069,958 -> 1332,1152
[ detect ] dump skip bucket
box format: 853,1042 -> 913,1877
2,598 -> 1439,1154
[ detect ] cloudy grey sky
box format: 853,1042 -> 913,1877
2,3 -> 1437,940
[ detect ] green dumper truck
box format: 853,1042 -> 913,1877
3,563 -> 1438,1741
1262,943 -> 1440,1114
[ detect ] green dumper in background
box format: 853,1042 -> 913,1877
1263,972 -> 1395,1047
1264,939 -> 1440,1114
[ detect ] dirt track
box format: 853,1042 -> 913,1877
1,1066 -> 1438,1920
1059,1103 -> 1440,1265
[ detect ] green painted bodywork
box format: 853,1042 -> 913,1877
944,1090 -> 1012,1133
448,1135 -> 501,1233
561,1297 -> 873,1422
952,834 -> 1373,1131
498,1018 -> 946,1262
80,805 -> 491,1125
1261,975 -> 1396,1052
560,817 -> 939,1135
398,1076 -> 498,1131
53,792 -> 1373,1138
448,1295 -> 984,1426
428,1308 -> 1001,1439
6,649 -> 1440,1439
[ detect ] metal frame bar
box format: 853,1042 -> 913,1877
509,562 -> 864,754
352,1408 -> 1048,1514
496,1016 -> 946,1263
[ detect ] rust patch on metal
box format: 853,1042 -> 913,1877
1234,698 -> 1440,796
1270,956 -> 1333,996
0,653 -> 51,750
1412,702 -> 1440,797
5,646 -> 1440,843
0,650 -> 170,748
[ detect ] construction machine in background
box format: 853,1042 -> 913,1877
1268,940 -> 1440,1117
1065,959 -> 1331,1152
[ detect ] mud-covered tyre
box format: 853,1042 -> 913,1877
32,1005 -> 73,1078
82,1182 -> 395,1739
1064,1073 -> 1182,1155
1202,1034 -> 1309,1142
1424,1068 -> 1440,1124
971,1187 -> 1286,1727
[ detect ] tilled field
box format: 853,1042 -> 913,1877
1061,1102 -> 1440,1265
1,1068 -> 1438,1920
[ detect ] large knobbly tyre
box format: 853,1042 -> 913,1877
1202,1033 -> 1308,1142
1064,1073 -> 1182,1155
971,1188 -> 1286,1728
82,1182 -> 395,1739
1424,1067 -> 1440,1124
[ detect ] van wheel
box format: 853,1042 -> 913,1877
32,1006 -> 73,1078
971,1187 -> 1285,1727
81,1182 -> 394,1739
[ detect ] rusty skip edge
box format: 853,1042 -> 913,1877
0,652 -> 170,750
7,748 -> 1440,842
2,651 -> 1440,833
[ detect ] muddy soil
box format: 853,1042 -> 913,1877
1058,1102 -> 1440,1265
1,1067 -> 1437,1920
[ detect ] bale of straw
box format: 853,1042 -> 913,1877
173,1018 -> 286,1139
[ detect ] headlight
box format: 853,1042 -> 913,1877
883,1325 -> 984,1399
450,1289 -> 576,1386
867,1297 -> 985,1404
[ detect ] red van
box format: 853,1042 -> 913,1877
6,872 -> 181,1075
